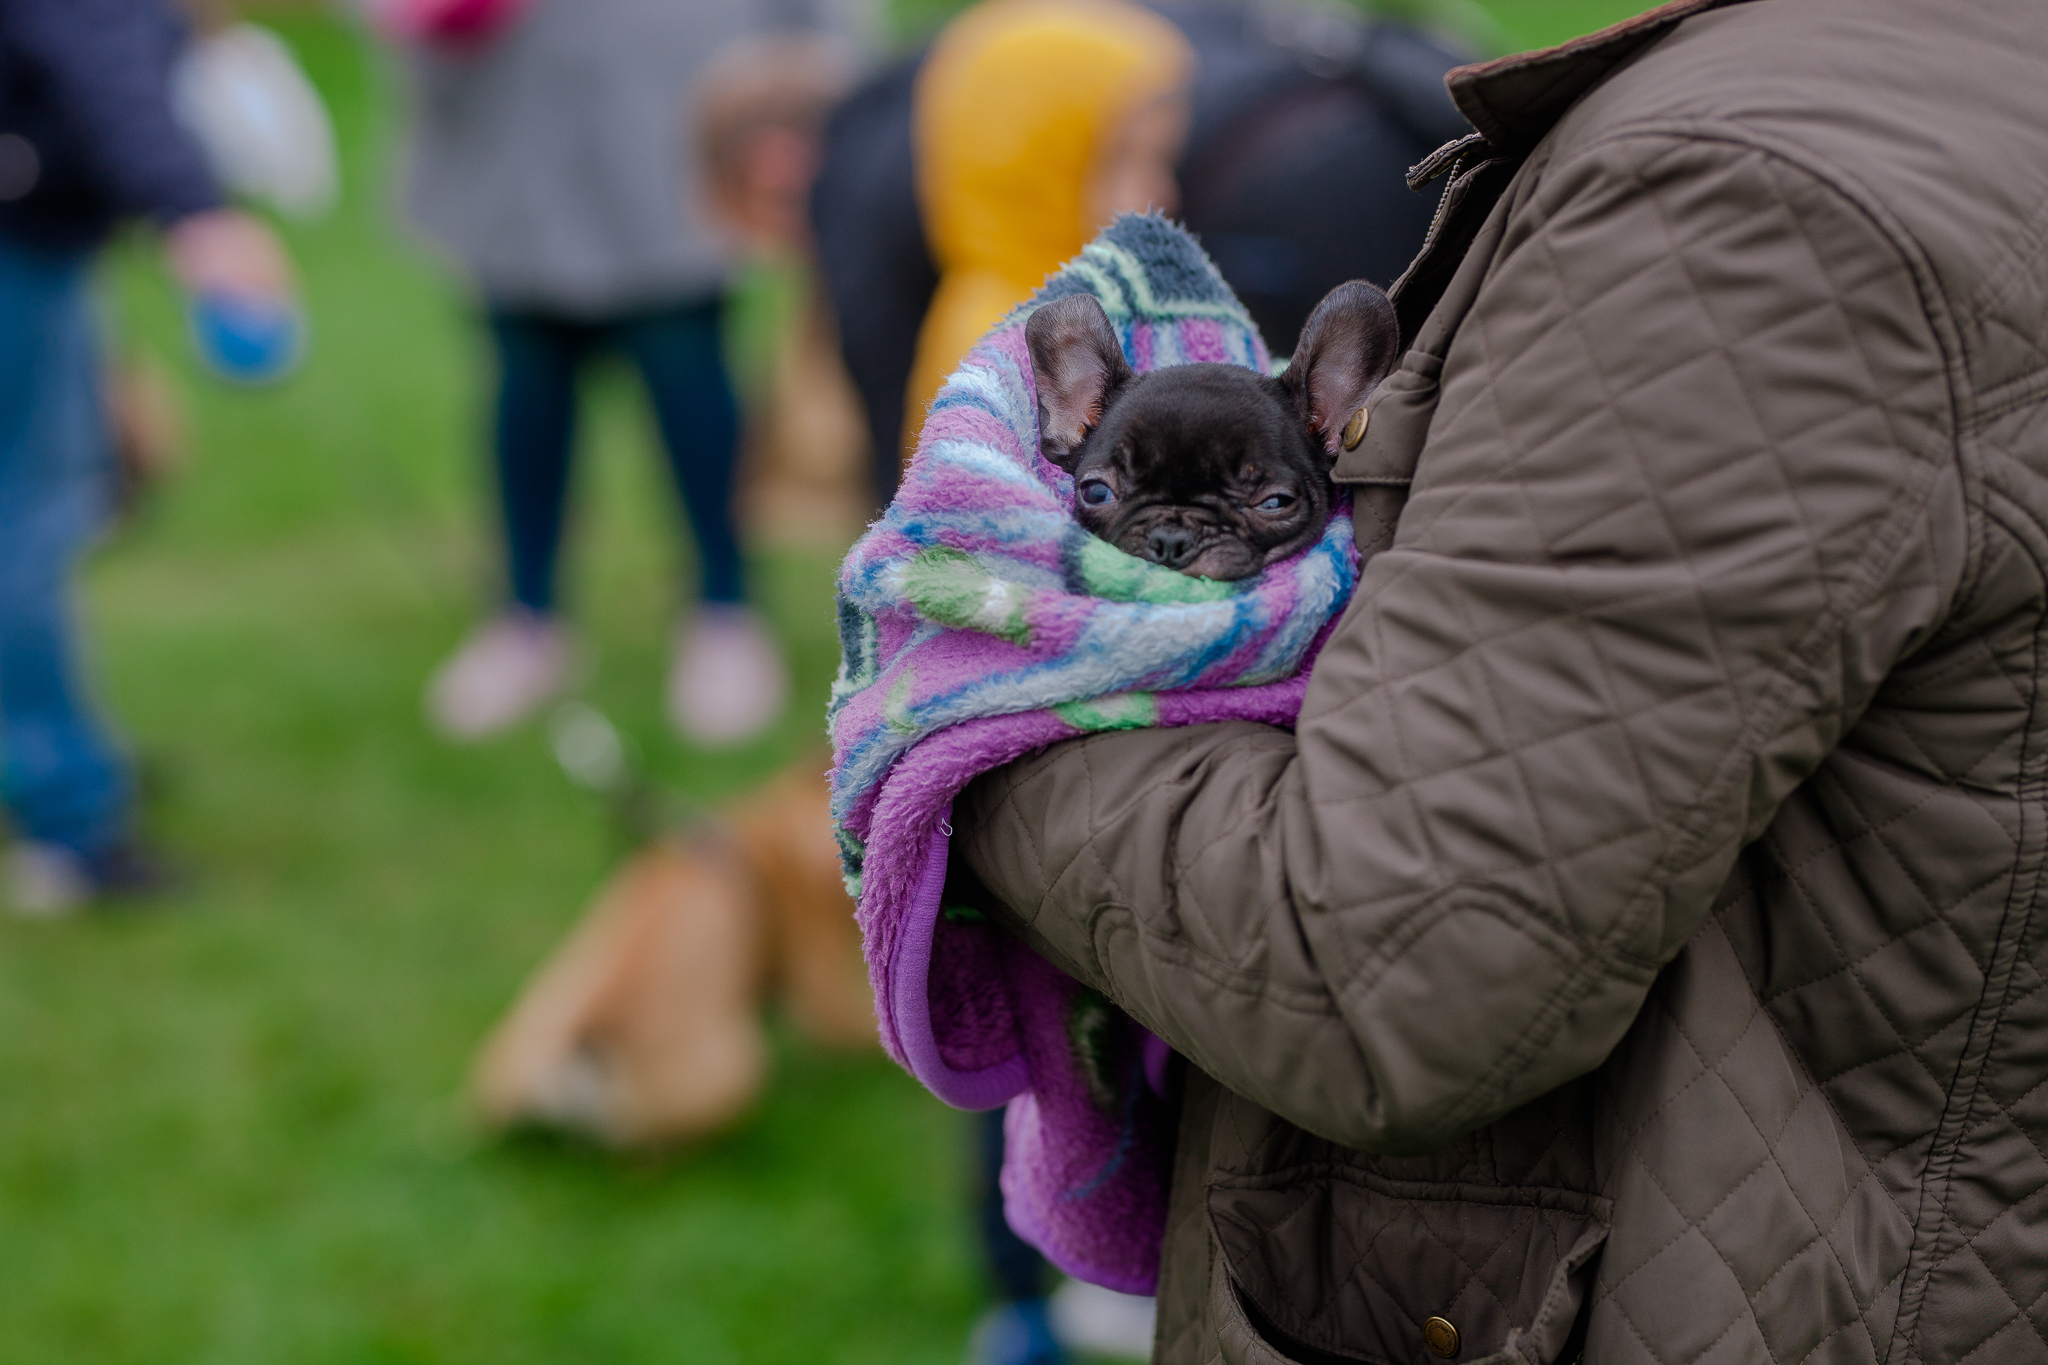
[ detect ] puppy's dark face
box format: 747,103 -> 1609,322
1061,365 -> 1326,580
1027,282 -> 1399,580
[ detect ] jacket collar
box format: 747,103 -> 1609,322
1446,0 -> 1758,151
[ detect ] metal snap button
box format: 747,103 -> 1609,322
1341,406 -> 1369,451
1424,1315 -> 1460,1358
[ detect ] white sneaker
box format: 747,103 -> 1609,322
667,604 -> 789,747
3,841 -> 94,918
426,611 -> 575,741
1047,1279 -> 1157,1360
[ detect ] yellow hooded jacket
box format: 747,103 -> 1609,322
905,0 -> 1192,458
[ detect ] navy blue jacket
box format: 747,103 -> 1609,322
0,0 -> 221,252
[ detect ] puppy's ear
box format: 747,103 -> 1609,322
1026,294 -> 1132,470
1282,281 -> 1400,457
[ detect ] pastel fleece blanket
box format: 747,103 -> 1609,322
828,214 -> 1359,1294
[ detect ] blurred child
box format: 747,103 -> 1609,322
696,33 -> 856,256
0,0 -> 297,914
386,0 -> 801,747
693,30 -> 872,542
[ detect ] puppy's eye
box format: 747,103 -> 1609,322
1255,492 -> 1297,512
1079,480 -> 1117,507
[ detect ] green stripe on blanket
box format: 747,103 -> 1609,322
900,547 -> 1034,646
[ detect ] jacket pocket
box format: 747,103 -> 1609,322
1209,1170 -> 1609,1365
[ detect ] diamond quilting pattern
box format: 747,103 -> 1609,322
1304,131 -> 2030,1365
954,13 -> 2048,1360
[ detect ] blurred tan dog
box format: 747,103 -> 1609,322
470,36 -> 878,1149
471,764 -> 871,1147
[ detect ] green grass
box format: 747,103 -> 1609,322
1466,0 -> 1651,48
0,5 -> 1645,1362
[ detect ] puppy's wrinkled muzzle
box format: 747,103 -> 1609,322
1145,524 -> 1197,569
1124,520 -> 1264,580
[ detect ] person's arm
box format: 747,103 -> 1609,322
4,0 -> 294,298
955,132 -> 1964,1156
5,0 -> 221,224
4,0 -> 292,299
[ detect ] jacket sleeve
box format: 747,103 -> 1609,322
954,132 -> 1963,1155
6,0 -> 221,224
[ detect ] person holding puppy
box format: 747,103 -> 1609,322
945,0 -> 2048,1361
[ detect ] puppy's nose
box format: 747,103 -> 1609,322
1145,525 -> 1197,568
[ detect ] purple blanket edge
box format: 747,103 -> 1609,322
862,673 -> 1319,1290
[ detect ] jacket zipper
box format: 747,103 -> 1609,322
1406,131 -> 1493,267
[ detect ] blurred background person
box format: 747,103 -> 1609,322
380,0 -> 807,749
0,0 -> 296,914
812,0 -> 1467,502
806,44 -> 932,505
463,28 -> 882,1161
1164,0 -> 1468,343
905,0 -> 1192,463
693,28 -> 872,545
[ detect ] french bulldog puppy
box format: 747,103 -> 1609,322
1026,280 -> 1399,580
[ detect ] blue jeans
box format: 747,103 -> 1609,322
488,298 -> 745,613
0,234 -> 129,856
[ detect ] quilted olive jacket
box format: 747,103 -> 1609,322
952,1 -> 2048,1361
